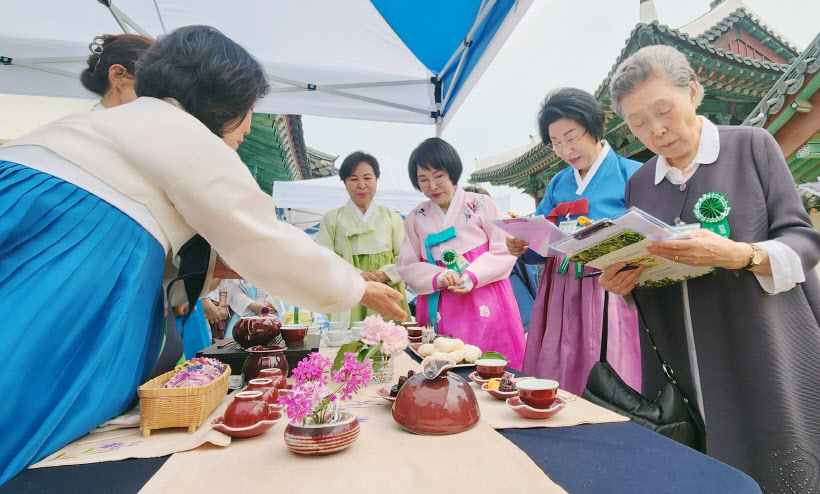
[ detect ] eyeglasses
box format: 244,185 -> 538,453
547,129 -> 588,153
417,174 -> 451,188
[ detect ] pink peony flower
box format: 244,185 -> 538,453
359,315 -> 409,358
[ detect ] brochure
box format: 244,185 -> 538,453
489,216 -> 568,257
550,207 -> 713,288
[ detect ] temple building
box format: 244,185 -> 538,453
470,0 -> 819,212
237,113 -> 337,195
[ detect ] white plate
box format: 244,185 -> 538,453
407,343 -> 474,368
322,336 -> 355,347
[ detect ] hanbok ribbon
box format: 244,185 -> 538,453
546,198 -> 589,226
694,192 -> 731,238
424,226 -> 457,331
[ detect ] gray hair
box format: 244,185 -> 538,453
610,45 -> 704,117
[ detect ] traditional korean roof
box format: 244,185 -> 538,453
678,0 -> 800,61
237,113 -> 310,195
307,147 -> 339,177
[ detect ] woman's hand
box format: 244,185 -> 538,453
360,281 -> 407,321
201,298 -> 220,324
506,236 -> 529,257
448,273 -> 474,295
248,301 -> 273,314
647,229 -> 752,270
436,270 -> 462,290
361,270 -> 390,284
599,262 -> 645,295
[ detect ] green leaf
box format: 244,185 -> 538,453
331,342 -> 364,370
358,341 -> 383,362
479,351 -> 508,362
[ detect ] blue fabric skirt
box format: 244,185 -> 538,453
0,161 -> 165,484
176,300 -> 211,359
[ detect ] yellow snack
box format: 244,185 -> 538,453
487,379 -> 500,390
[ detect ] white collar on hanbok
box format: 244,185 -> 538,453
654,116 -> 719,185
574,140 -> 611,194
347,198 -> 376,222
433,186 -> 463,227
91,103 -> 106,111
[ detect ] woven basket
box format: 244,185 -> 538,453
137,365 -> 231,437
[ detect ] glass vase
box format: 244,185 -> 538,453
369,353 -> 395,384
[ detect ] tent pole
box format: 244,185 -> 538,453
105,3 -> 154,39
267,79 -> 429,93
437,0 -> 494,80
2,58 -> 82,79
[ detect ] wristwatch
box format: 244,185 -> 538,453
744,243 -> 764,269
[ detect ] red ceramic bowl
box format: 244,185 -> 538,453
481,380 -> 519,400
400,321 -> 418,328
474,359 -> 508,379
406,327 -> 424,338
223,391 -> 271,429
468,370 -> 514,386
516,379 -> 559,409
244,379 -> 279,405
506,395 -> 566,420
257,368 -> 288,392
212,408 -> 283,439
280,324 -> 309,346
284,412 -> 360,456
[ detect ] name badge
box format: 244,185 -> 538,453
559,219 -> 579,235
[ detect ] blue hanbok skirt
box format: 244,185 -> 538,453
0,161 -> 165,484
176,299 -> 211,359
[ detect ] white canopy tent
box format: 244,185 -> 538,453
0,0 -> 532,134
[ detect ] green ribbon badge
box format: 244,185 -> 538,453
557,256 -> 570,276
693,191 -> 731,238
442,249 -> 469,275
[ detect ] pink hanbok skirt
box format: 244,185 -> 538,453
523,257 -> 641,395
416,243 -> 526,370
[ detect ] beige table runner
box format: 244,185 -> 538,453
30,392 -> 235,469
139,352 -> 568,494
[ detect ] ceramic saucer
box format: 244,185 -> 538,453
322,336 -> 354,347
481,380 -> 519,400
505,395 -> 566,420
377,385 -> 397,402
211,411 -> 283,439
468,370 -> 514,386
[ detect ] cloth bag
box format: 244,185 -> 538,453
582,290 -> 706,452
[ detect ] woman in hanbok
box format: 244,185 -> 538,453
507,88 -> 642,395
397,138 -> 525,370
0,26 -> 405,485
317,152 -> 411,325
600,45 -> 820,490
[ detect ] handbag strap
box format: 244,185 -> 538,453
599,290 -> 678,384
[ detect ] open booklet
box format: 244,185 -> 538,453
550,207 -> 714,288
488,216 -> 569,258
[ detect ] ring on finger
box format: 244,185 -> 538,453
674,255 -> 679,262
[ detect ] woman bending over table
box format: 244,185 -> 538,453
0,25 -> 405,485
397,138 -> 526,370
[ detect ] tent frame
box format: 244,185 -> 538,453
1,0 -> 506,133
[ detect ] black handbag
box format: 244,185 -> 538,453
582,290 -> 707,453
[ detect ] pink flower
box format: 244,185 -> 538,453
359,315 -> 409,358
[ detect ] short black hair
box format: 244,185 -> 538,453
135,25 -> 268,137
407,137 -> 462,190
536,88 -> 604,146
339,151 -> 380,182
81,34 -> 154,97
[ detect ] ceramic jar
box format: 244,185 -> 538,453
243,345 -> 288,383
233,307 -> 282,349
392,357 -> 480,435
257,368 -> 288,393
283,412 -> 360,456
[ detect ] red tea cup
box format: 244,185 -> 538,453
474,359 -> 507,379
516,379 -> 559,409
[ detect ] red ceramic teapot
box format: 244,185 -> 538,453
233,307 -> 282,349
392,356 -> 480,435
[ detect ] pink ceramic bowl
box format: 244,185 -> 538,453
211,408 -> 283,439
506,395 -> 566,420
481,380 -> 519,400
474,359 -> 508,379
516,379 -> 559,409
280,324 -> 309,346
